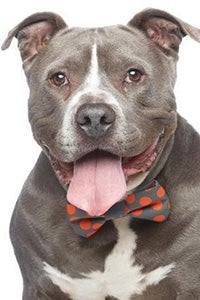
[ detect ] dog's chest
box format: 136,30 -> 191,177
44,218 -> 174,300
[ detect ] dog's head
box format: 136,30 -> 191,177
3,9 -> 200,215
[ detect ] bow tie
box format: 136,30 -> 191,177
66,180 -> 170,238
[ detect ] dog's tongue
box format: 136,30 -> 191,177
67,151 -> 126,216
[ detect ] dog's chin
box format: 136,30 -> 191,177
44,129 -> 165,191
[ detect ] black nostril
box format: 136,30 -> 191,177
100,115 -> 113,125
76,103 -> 116,139
79,116 -> 91,126
100,116 -> 107,125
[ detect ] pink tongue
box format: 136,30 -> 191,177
67,151 -> 126,216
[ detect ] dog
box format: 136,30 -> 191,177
2,8 -> 200,300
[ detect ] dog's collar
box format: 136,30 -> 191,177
66,180 -> 170,238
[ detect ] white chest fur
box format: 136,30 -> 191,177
44,218 -> 175,300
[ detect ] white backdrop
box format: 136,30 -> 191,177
0,0 -> 200,298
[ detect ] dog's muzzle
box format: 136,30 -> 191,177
75,103 -> 116,140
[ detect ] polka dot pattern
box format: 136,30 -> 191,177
66,180 -> 170,238
126,194 -> 135,204
139,196 -> 152,206
66,204 -> 76,215
131,208 -> 143,216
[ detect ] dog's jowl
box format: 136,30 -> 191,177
2,8 -> 200,300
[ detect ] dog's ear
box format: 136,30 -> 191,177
2,12 -> 67,68
128,9 -> 200,53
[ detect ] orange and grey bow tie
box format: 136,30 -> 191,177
66,180 -> 170,238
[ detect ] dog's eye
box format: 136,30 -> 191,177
50,72 -> 69,87
125,69 -> 143,83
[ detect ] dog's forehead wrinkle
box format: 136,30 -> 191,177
57,26 -> 106,45
45,27 -> 158,82
57,26 -> 95,38
56,25 -> 145,51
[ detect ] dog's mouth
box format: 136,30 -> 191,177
47,130 -> 164,216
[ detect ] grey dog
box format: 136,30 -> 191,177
2,8 -> 200,300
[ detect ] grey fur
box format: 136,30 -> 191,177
2,8 -> 200,299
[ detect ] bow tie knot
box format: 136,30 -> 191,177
66,180 -> 170,238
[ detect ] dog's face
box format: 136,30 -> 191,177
29,25 -> 177,161
3,9 -> 200,215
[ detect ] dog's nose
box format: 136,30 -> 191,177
76,103 -> 116,139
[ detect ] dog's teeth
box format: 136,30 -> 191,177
160,128 -> 165,137
52,162 -> 58,167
